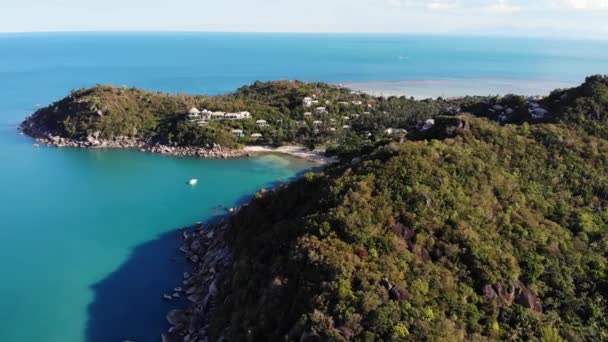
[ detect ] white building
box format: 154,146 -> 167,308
313,120 -> 323,126
302,97 -> 313,108
250,133 -> 263,138
232,129 -> 244,137
256,119 -> 268,127
303,112 -> 313,118
224,111 -> 251,120
211,111 -> 226,119
352,101 -> 363,106
187,107 -> 201,120
342,125 -> 351,129
315,107 -> 327,114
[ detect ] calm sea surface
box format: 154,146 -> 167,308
0,32 -> 606,342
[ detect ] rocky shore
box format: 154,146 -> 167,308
19,119 -> 250,159
163,221 -> 232,342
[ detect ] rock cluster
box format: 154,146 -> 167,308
162,222 -> 233,342
483,280 -> 542,313
19,118 -> 250,159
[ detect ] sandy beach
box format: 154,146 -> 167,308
244,145 -> 337,164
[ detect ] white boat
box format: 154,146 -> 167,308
187,179 -> 198,186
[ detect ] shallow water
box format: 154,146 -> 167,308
0,32 -> 607,342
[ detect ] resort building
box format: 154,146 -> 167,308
303,112 -> 312,118
232,129 -> 244,137
313,120 -> 323,125
250,133 -> 263,138
315,107 -> 327,114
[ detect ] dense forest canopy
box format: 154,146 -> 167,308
204,77 -> 607,341
212,112 -> 607,341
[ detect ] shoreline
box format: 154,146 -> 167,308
244,145 -> 337,164
20,128 -> 334,164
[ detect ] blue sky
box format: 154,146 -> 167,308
1,0 -> 607,38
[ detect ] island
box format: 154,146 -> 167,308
23,76 -> 608,341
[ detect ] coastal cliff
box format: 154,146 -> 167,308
163,76 -> 608,341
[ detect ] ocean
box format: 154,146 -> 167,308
0,32 -> 606,342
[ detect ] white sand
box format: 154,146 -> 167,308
244,145 -> 337,164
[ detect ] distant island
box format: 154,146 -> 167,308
22,76 -> 608,341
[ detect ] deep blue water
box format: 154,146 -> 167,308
0,32 -> 607,342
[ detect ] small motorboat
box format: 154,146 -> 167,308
187,179 -> 198,186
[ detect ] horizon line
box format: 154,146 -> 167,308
0,29 -> 606,42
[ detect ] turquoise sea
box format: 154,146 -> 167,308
0,33 -> 607,342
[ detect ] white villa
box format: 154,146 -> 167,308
187,107 -> 201,120
337,101 -> 349,106
313,120 -> 323,125
342,116 -> 350,121
232,129 -> 244,137
352,101 -> 363,106
251,133 -> 263,138
256,119 -> 268,127
303,112 -> 313,117
342,125 -> 351,129
315,107 -> 327,114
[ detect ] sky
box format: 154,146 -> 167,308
1,0 -> 607,38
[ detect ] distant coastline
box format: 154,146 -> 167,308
343,78 -> 576,99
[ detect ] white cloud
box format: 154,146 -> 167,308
560,0 -> 608,9
386,0 -> 608,11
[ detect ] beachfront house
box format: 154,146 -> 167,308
256,119 -> 268,127
232,129 -> 244,138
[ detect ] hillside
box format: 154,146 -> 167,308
169,78 -> 608,341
